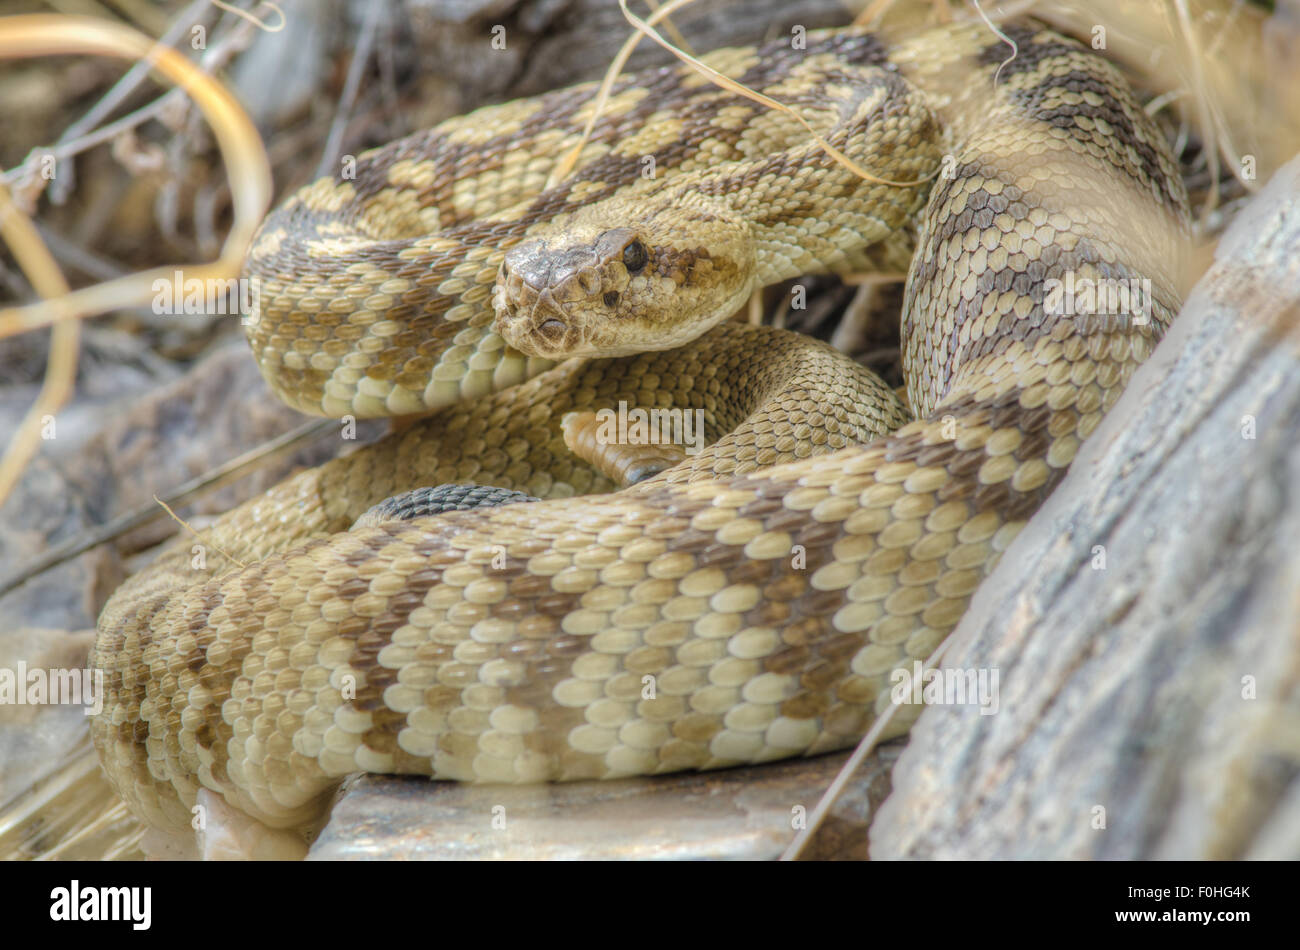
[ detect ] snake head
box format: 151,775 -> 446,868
492,197 -> 755,359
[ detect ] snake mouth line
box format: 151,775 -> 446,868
492,281 -> 584,357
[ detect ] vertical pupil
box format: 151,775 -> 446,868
623,241 -> 647,273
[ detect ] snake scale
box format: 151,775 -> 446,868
91,20 -> 1189,843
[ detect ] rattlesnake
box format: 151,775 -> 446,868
91,19 -> 1189,845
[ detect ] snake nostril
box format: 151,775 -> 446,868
603,291 -> 619,308
539,318 -> 564,336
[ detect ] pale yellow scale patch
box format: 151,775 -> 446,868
573,84 -> 649,128
401,235 -> 462,263
483,202 -> 539,226
761,53 -> 843,100
724,702 -> 776,731
767,716 -> 820,750
709,729 -> 764,761
305,237 -> 376,259
386,158 -> 435,192
361,187 -> 442,238
251,227 -> 285,259
569,724 -> 618,755
441,97 -> 547,146
298,178 -> 356,214
610,114 -> 685,158
850,643 -> 906,678
679,47 -> 759,91
709,103 -> 757,132
564,179 -> 614,206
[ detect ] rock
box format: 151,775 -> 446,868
0,339 -> 378,860
309,745 -> 901,860
872,156 -> 1300,860
398,0 -> 851,116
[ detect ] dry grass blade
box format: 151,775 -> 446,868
314,0 -> 386,178
644,0 -> 695,56
546,0 -> 699,187
617,0 -> 938,188
780,634 -> 953,860
973,0 -> 1021,86
31,0 -> 213,205
0,417 -> 336,599
152,495 -> 248,569
0,736 -> 146,861
0,13 -> 272,519
853,0 -> 902,28
1170,0 -> 1253,216
210,0 -> 285,33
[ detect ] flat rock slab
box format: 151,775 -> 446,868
309,745 -> 900,860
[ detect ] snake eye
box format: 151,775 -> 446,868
622,240 -> 648,275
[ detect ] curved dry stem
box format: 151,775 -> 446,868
0,13 -> 272,513
210,0 -> 285,33
643,0 -> 694,56
617,0 -> 937,188
0,186 -> 76,506
0,15 -> 272,341
779,632 -> 953,860
546,0 -> 696,187
551,0 -> 940,191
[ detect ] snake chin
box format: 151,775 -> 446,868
492,198 -> 756,359
493,224 -> 659,358
492,284 -> 586,357
490,235 -> 613,358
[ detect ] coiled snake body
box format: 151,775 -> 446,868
92,21 -> 1189,840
